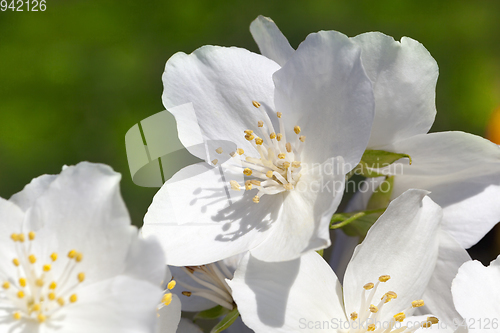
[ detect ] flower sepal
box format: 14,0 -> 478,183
209,307 -> 239,333
194,305 -> 230,321
351,149 -> 411,178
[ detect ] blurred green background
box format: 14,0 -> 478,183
1,1 -> 499,257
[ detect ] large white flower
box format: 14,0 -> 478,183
228,190 -> 451,332
0,162 -> 178,333
251,15 -> 500,250
142,27 -> 375,265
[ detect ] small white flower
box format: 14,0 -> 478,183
229,190 -> 447,332
0,162 -> 177,333
143,25 -> 375,265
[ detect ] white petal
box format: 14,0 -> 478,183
24,162 -> 133,283
57,276 -> 166,333
162,45 -> 280,160
343,190 -> 441,320
228,252 -> 344,333
251,158 -> 345,262
384,132 -> 500,248
273,30 -> 374,168
157,295 -> 182,333
143,162 -> 282,266
9,174 -> 57,211
351,33 -> 438,148
451,255 -> 500,323
175,318 -> 203,333
418,230 -> 471,328
250,15 -> 294,66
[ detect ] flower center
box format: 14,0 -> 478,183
219,101 -> 306,204
347,275 -> 438,333
1,232 -> 85,324
177,262 -> 234,310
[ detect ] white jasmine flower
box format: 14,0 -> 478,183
143,27 -> 375,264
0,162 -> 177,333
228,190 -> 447,332
251,15 -> 500,249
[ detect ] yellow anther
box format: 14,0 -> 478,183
11,233 -> 19,242
294,126 -> 301,134
32,303 -> 41,311
278,153 -> 286,159
299,135 -> 306,142
282,161 -> 290,169
18,233 -> 25,242
211,159 -> 218,165
367,324 -> 376,331
13,312 -> 21,320
363,283 -> 374,290
258,120 -> 264,127
244,181 -> 252,191
13,258 -> 20,266
43,264 -> 51,272
237,148 -> 244,155
379,275 -> 391,282
249,180 -> 261,186
292,161 -> 301,168
255,137 -> 264,145
50,252 -> 58,262
38,314 -> 46,323
383,291 -> 397,303
252,101 -> 261,108
284,184 -> 294,191
49,292 -> 56,300
2,282 -> 10,289
412,299 -> 425,308
57,297 -> 65,306
49,281 -> 57,289
36,279 -> 44,287
252,196 -> 260,203
276,133 -> 283,141
68,250 -> 77,259
270,132 -> 276,140
394,312 -> 406,322
215,147 -> 223,154
286,142 -> 292,153
243,168 -> 252,176
29,231 -> 36,240
369,304 -> 378,313
17,291 -> 25,299
78,272 -> 85,283
244,130 -> 253,135
167,280 -> 176,290
19,278 -> 26,287
350,312 -> 358,320
28,255 -> 37,264
162,293 -> 173,306
182,291 -> 192,297
276,112 -> 282,118
230,180 -> 241,191
69,294 -> 78,303
75,253 -> 83,262
245,133 -> 255,141
426,317 -> 439,324
266,171 -> 273,178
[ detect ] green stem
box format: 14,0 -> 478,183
330,208 -> 386,229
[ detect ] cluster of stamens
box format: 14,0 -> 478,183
177,262 -> 234,310
348,275 -> 439,332
214,101 -> 306,203
1,232 -> 85,324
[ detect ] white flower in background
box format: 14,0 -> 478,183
446,255 -> 500,333
142,26 -> 375,265
228,190 -> 449,333
0,162 -> 178,333
251,15 -> 500,250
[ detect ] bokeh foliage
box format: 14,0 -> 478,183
1,0 -> 499,232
